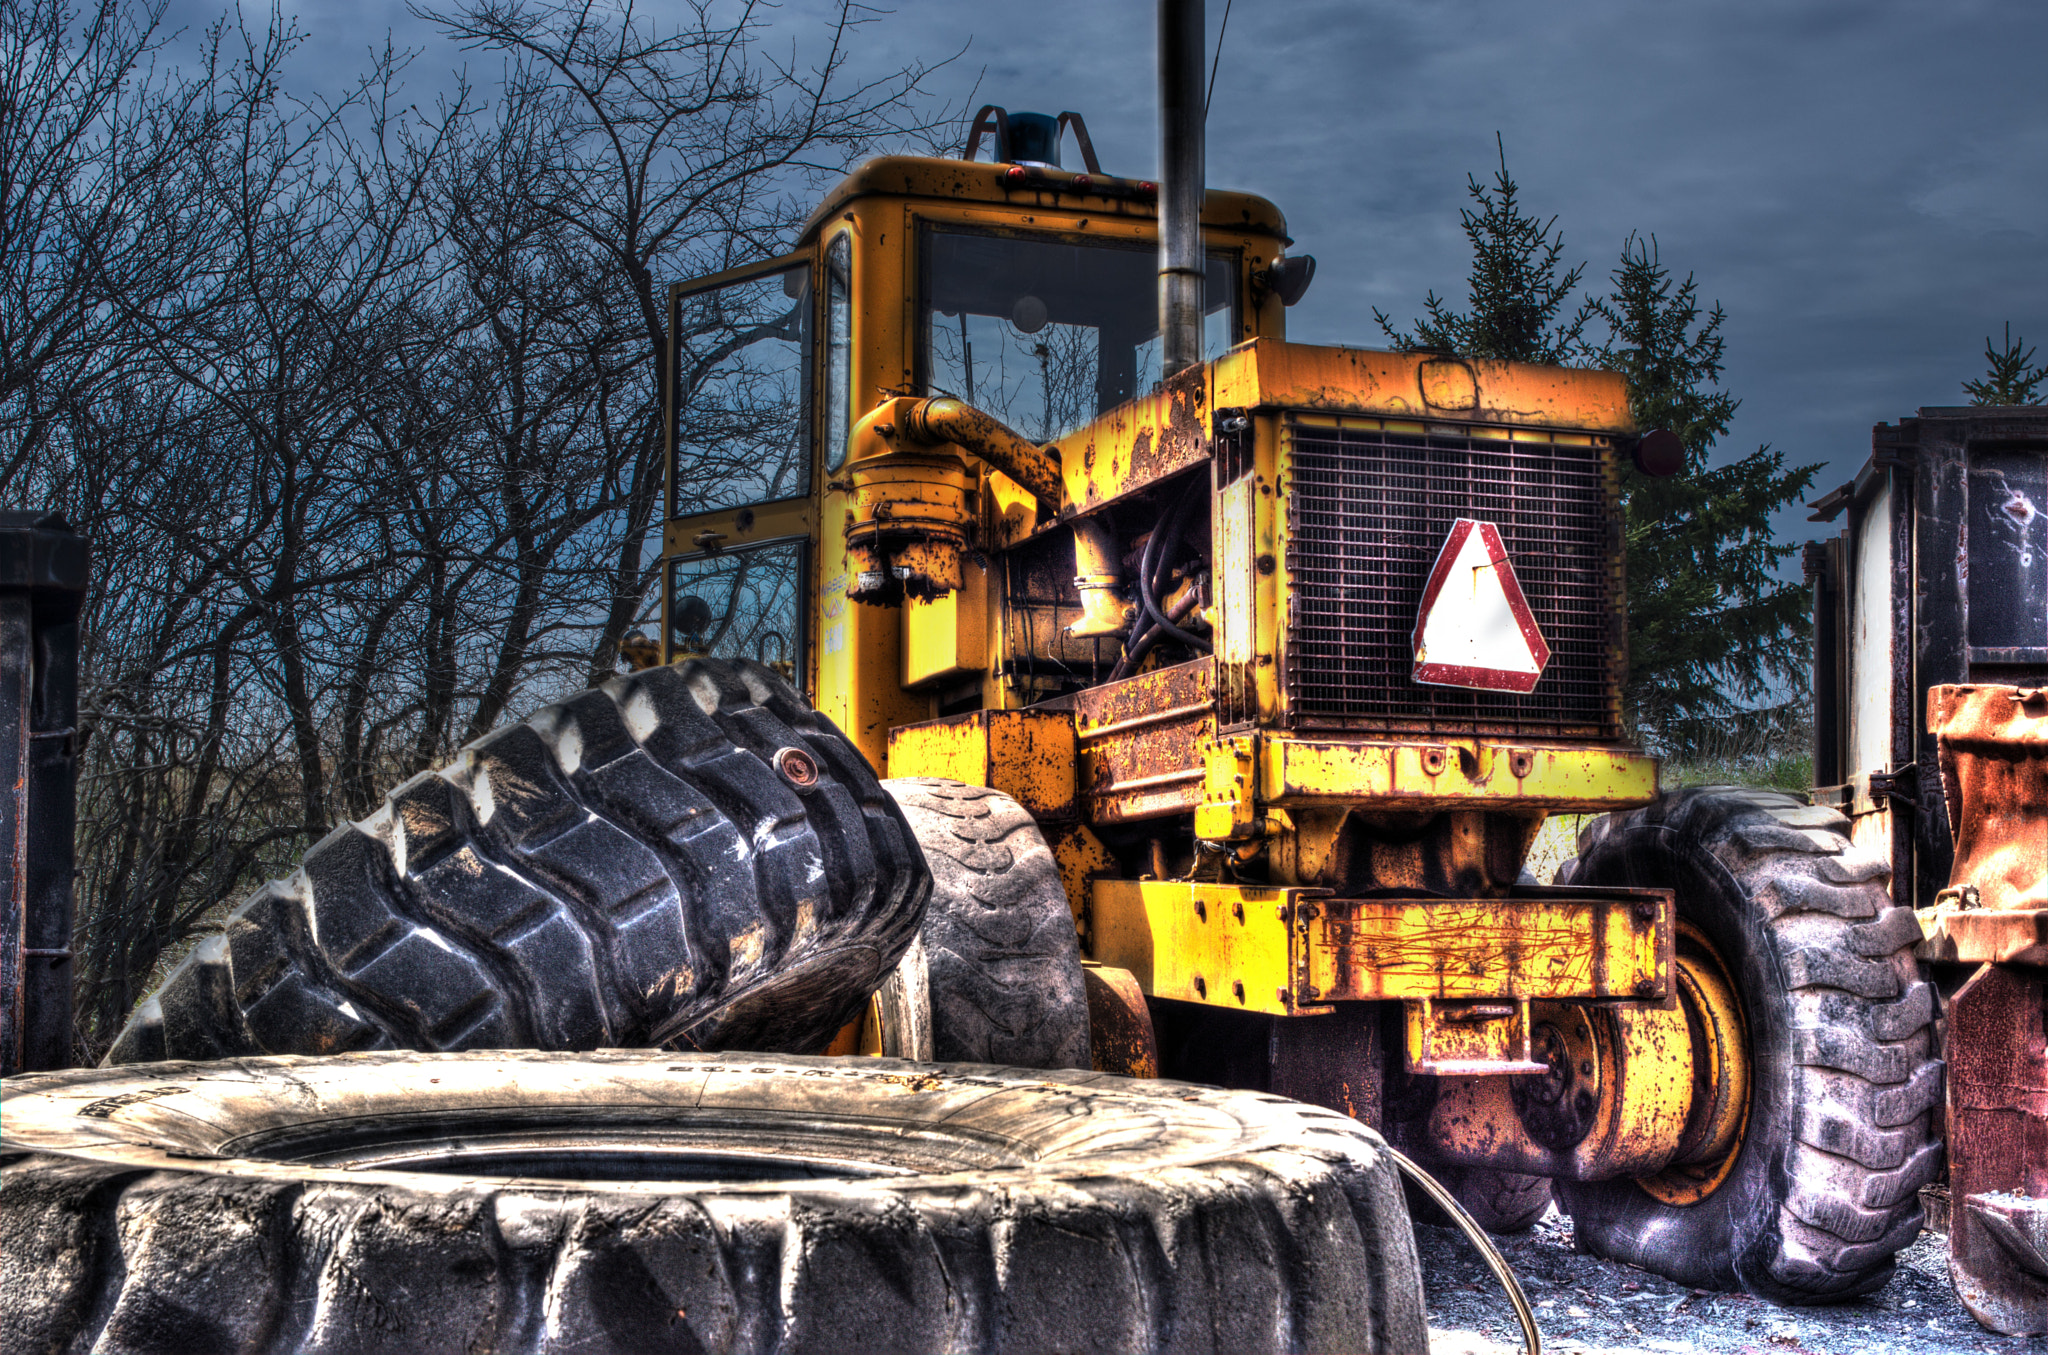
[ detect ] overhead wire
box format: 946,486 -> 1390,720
1204,0 -> 1234,117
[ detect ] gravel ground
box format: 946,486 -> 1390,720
1419,1208 -> 2048,1355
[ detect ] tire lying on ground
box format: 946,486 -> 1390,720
0,1050 -> 1429,1355
873,778 -> 1090,1068
1552,787 -> 1943,1303
105,659 -> 929,1064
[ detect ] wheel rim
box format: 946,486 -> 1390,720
1636,922 -> 1751,1206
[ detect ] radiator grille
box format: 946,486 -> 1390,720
1285,423 -> 1621,738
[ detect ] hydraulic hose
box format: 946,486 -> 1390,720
1385,1147 -> 1542,1355
1135,477 -> 1210,651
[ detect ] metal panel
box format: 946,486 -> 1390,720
0,513 -> 87,1075
886,708 -> 1079,820
1308,886 -> 1672,1002
1283,420 -> 1621,739
1074,658 -> 1214,823
1258,738 -> 1656,812
1966,448 -> 2048,662
1946,963 -> 2048,1335
1088,879 -> 1307,1014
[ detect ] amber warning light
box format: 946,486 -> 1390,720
1411,518 -> 1551,693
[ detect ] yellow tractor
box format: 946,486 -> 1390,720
653,58 -> 1939,1304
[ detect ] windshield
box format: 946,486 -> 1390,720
922,228 -> 1236,443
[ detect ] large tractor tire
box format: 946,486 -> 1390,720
1553,787 -> 1943,1303
105,660 -> 928,1064
873,779 -> 1090,1069
0,1051 -> 1428,1355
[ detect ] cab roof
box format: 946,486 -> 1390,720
799,155 -> 1292,245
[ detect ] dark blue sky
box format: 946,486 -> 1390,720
164,0 -> 2048,545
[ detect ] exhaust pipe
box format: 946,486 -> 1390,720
1158,0 -> 1204,379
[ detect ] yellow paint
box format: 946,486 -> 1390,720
1209,341 -> 1631,431
1197,734 -> 1260,841
1404,998 -> 1545,1074
1310,892 -> 1671,1001
1088,880 -> 1306,1015
1047,822 -> 1116,925
886,709 -> 1078,820
902,573 -> 987,687
1260,737 -> 1658,812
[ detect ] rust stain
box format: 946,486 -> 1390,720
1083,964 -> 1158,1077
1929,683 -> 2048,1336
1930,685 -> 2048,915
1947,963 -> 2048,1335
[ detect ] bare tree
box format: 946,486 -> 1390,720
0,0 -> 954,1057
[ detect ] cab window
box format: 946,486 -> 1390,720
669,262 -> 811,515
921,227 -> 1236,443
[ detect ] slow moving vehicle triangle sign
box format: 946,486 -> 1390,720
1411,518 -> 1551,693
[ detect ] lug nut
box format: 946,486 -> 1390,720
772,746 -> 820,789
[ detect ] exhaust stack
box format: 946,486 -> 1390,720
1157,0 -> 1204,380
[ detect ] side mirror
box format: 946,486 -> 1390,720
1256,255 -> 1316,307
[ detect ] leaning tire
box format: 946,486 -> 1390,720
874,778 -> 1090,1069
1553,787 -> 1943,1303
0,1051 -> 1428,1355
106,659 -> 928,1064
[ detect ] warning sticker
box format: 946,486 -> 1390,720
1411,518 -> 1551,694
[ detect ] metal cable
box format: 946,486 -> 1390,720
1384,1147 -> 1542,1355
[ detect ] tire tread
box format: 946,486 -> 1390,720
106,660 -> 928,1063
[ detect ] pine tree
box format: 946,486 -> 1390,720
1375,136 -> 1590,364
1585,236 -> 1821,733
1962,323 -> 2047,405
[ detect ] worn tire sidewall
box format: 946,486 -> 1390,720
1553,816 -> 1797,1293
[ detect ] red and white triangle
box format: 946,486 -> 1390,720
1411,518 -> 1551,694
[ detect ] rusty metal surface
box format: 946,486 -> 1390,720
1259,737 -> 1657,813
0,512 -> 87,1076
1920,908 -> 2048,966
1946,962 -> 2048,1335
900,396 -> 1064,506
1058,366 -> 1211,514
1309,885 -> 1673,1003
1403,998 -> 1546,1075
1395,997 -> 1707,1184
886,709 -> 1078,821
1075,657 -> 1213,823
1208,339 -> 1632,432
1268,1003 -> 1384,1128
1081,963 -> 1158,1078
1928,684 -> 2048,914
1087,879 -> 1306,1016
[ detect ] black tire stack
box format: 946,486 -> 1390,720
105,659 -> 929,1064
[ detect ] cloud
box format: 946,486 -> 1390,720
152,0 -> 2047,541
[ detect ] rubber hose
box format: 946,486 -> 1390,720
1385,1147 -> 1542,1355
1137,477 -> 1211,652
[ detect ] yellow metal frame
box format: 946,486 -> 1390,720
1086,878 -> 1673,1018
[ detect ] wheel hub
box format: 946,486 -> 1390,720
1636,923 -> 1750,1205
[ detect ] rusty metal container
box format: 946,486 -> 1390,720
0,512 -> 88,1076
1925,683 -> 2048,1336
